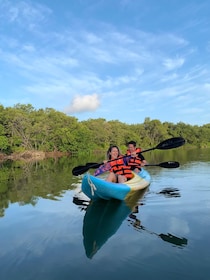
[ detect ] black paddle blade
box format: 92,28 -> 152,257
156,137 -> 185,150
159,161 -> 180,168
72,165 -> 89,176
72,162 -> 102,176
145,161 -> 180,168
141,137 -> 186,153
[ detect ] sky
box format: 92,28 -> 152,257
0,0 -> 210,126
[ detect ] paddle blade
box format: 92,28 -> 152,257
72,165 -> 89,176
145,161 -> 180,168
72,162 -> 103,176
158,161 -> 180,168
156,137 -> 185,150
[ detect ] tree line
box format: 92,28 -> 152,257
0,103 -> 209,155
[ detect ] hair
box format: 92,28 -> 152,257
127,140 -> 137,147
106,145 -> 121,160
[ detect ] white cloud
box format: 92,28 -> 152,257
64,94 -> 100,114
163,57 -> 185,70
204,83 -> 210,89
0,0 -> 52,27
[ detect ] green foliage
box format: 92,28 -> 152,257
0,103 -> 209,155
0,136 -> 9,151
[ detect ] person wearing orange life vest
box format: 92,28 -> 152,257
105,145 -> 133,183
126,140 -> 147,173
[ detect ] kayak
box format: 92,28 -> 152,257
81,168 -> 151,201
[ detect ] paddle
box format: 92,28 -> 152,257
72,137 -> 185,176
140,136 -> 185,153
145,161 -> 179,168
72,161 -> 180,176
85,161 -> 179,169
72,163 -> 101,175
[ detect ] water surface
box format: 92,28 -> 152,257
0,149 -> 210,280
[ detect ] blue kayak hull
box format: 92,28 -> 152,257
81,168 -> 151,201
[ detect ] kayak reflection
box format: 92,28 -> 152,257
82,189 -> 147,259
74,187 -> 187,259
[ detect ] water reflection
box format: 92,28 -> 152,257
158,187 -> 181,198
74,185 -> 188,259
0,150 -> 209,279
80,189 -> 147,258
128,213 -> 188,248
83,199 -> 130,258
0,157 -> 77,217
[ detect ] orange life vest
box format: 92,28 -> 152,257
109,157 -> 133,179
126,148 -> 142,170
126,148 -> 141,154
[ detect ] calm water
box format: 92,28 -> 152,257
0,148 -> 210,280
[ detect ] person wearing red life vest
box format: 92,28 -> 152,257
126,140 -> 147,173
105,145 -> 133,183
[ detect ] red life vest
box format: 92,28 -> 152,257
109,157 -> 133,179
126,148 -> 142,170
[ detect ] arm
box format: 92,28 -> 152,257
137,153 -> 147,166
94,161 -> 111,176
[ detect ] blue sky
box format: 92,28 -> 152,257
0,0 -> 210,126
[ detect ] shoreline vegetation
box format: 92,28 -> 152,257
0,145 -> 202,163
0,105 -> 210,162
0,151 -> 71,163
0,149 -> 105,163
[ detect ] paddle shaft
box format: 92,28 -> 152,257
72,160 -> 180,176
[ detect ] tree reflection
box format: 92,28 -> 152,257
0,158 -> 76,217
